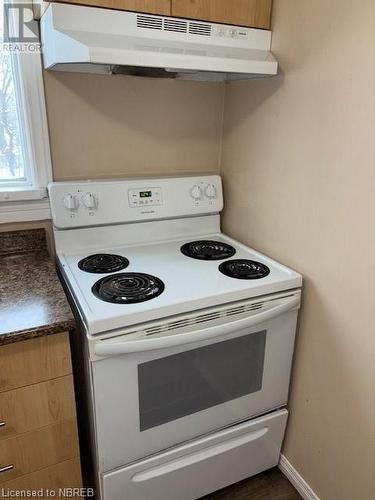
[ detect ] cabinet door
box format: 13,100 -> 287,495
0,419 -> 80,484
0,333 -> 72,394
51,0 -> 171,16
0,458 -> 82,495
0,376 -> 76,441
171,0 -> 272,29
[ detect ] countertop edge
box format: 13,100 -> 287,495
0,319 -> 76,347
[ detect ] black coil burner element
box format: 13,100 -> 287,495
219,259 -> 270,280
92,273 -> 165,304
78,254 -> 129,274
181,240 -> 236,261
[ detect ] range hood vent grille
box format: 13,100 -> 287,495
136,14 -> 163,30
136,14 -> 211,37
189,22 -> 211,36
164,18 -> 187,33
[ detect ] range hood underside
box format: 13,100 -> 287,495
49,63 -> 275,81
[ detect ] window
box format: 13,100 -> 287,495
0,2 -> 52,222
0,52 -> 26,185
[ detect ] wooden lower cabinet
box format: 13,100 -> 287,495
0,333 -> 72,394
1,459 -> 82,500
172,0 -> 272,29
0,376 -> 76,440
50,0 -> 171,15
0,334 -> 82,496
0,419 -> 80,484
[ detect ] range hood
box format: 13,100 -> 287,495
40,4 -> 278,82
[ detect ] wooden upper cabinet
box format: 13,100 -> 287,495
51,0 -> 171,15
171,0 -> 272,29
41,0 -> 272,28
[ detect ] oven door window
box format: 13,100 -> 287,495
138,331 -> 266,431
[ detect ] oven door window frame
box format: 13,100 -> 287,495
138,330 -> 267,431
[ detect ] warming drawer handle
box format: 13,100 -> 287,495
131,427 -> 269,483
95,294 -> 300,356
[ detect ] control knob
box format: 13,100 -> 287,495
205,184 -> 217,199
190,185 -> 202,200
82,192 -> 98,210
63,194 -> 78,211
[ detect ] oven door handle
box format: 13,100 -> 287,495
95,294 -> 300,356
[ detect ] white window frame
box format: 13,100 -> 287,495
0,6 -> 52,223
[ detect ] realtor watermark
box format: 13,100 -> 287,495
0,488 -> 95,497
1,2 -> 41,53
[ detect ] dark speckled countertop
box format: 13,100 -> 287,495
0,229 -> 75,345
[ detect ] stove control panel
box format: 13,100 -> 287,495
48,175 -> 223,229
128,187 -> 162,208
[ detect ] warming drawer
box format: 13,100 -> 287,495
101,409 -> 288,500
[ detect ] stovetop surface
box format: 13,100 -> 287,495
58,232 -> 302,335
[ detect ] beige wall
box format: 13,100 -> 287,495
2,74 -> 224,242
221,0 -> 375,499
44,71 -> 224,180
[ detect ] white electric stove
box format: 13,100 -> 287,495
49,175 -> 302,500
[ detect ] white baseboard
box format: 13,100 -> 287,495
279,454 -> 320,500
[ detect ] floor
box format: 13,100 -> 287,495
202,468 -> 303,500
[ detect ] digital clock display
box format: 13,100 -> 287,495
140,191 -> 152,198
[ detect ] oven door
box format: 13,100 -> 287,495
91,291 -> 300,472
